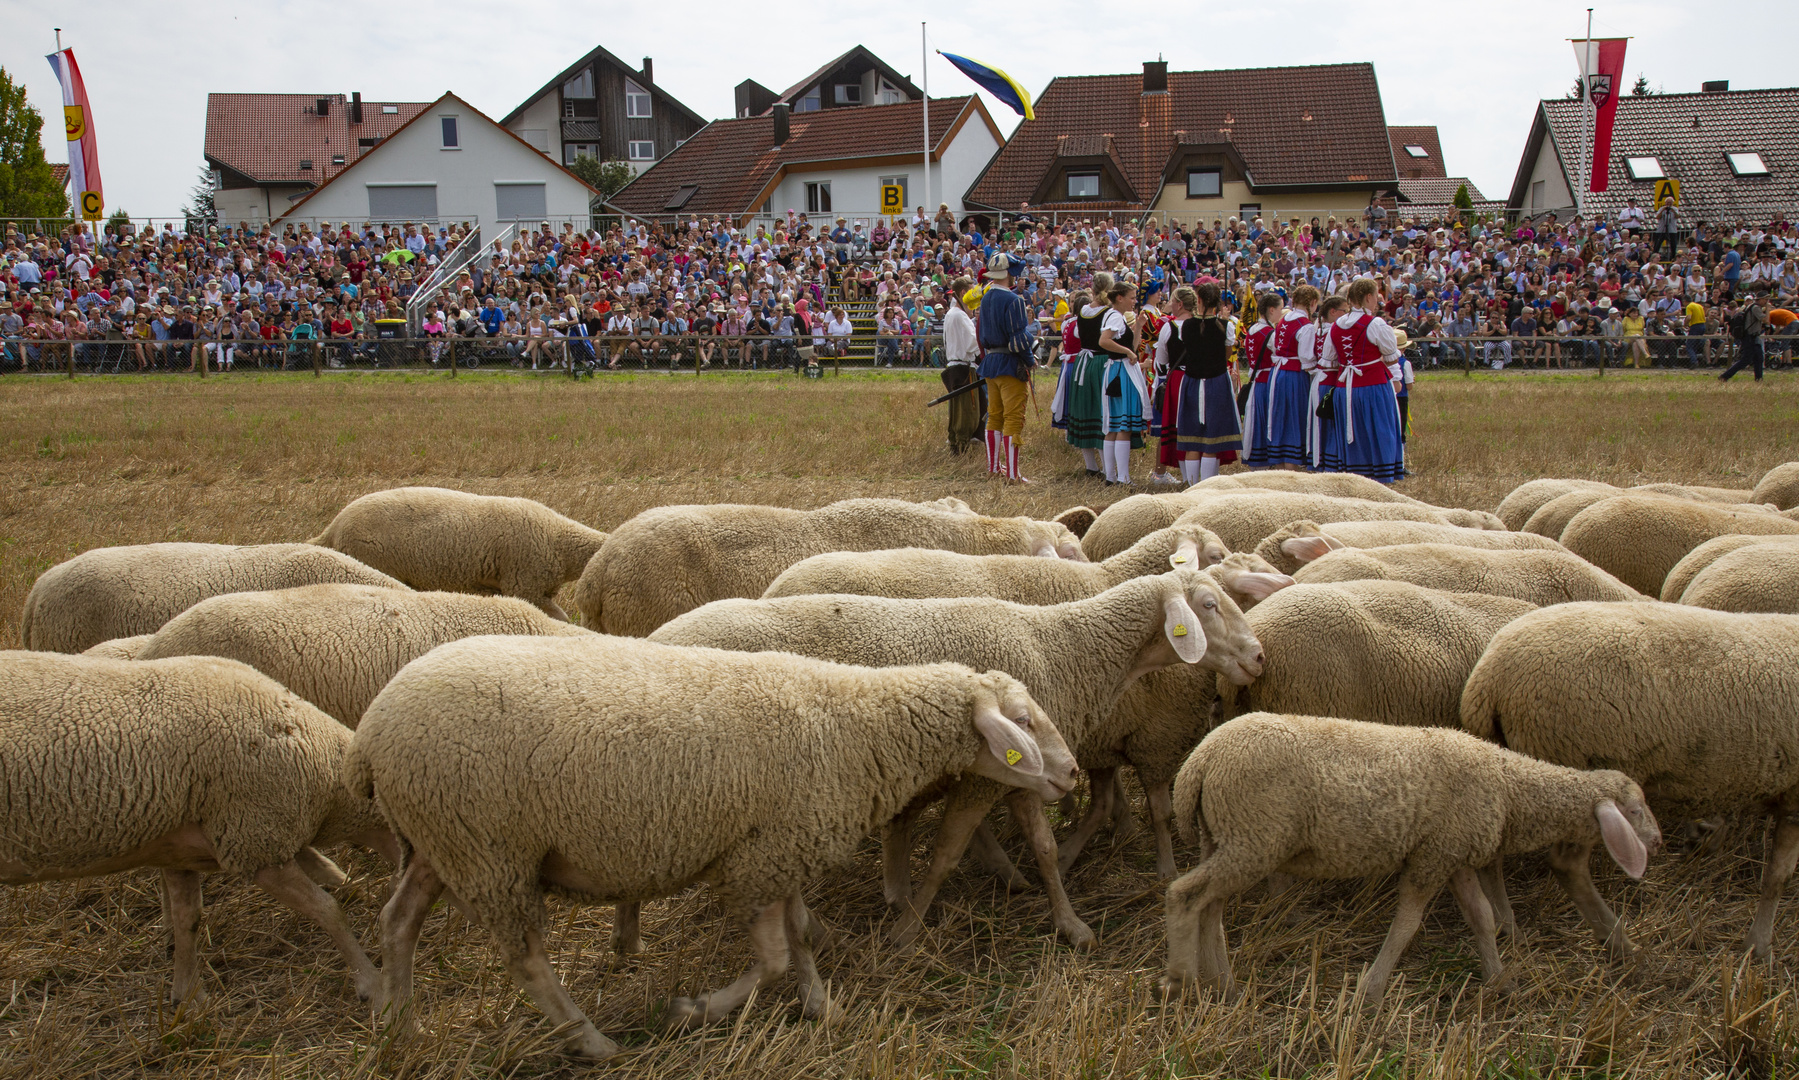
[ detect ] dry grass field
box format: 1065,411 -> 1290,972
2,369 -> 1799,1078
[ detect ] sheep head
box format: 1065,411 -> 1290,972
965,672 -> 1078,801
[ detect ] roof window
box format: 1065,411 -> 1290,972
1623,156 -> 1665,180
1727,152 -> 1770,176
1403,144 -> 1429,158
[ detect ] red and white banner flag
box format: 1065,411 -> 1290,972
1572,37 -> 1627,194
45,48 -> 102,221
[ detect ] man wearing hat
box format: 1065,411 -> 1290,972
975,253 -> 1035,482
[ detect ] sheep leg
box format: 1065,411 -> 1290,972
496,925 -> 620,1059
889,787 -> 997,947
1160,861 -> 1240,1002
1748,816 -> 1799,961
161,869 -> 207,1007
666,900 -> 788,1029
536,597 -> 571,622
1056,767 -> 1118,875
882,803 -> 924,906
376,854 -> 445,1027
1476,857 -> 1516,938
254,858 -> 379,1002
1008,790 -> 1096,950
611,902 -> 644,955
1144,781 -> 1179,880
294,847 -> 349,888
784,894 -> 831,1020
1109,772 -> 1139,846
1545,842 -> 1632,960
1448,866 -> 1509,991
1359,874 -> 1437,1005
966,821 -> 1033,890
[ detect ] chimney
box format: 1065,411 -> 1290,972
316,96 -> 330,117
1702,79 -> 1729,93
772,101 -> 790,146
642,57 -> 654,84
1143,60 -> 1168,94
350,91 -> 363,124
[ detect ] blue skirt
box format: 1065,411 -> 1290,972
1245,368 -> 1311,467
1175,371 -> 1242,454
1103,358 -> 1148,434
1317,380 -> 1406,483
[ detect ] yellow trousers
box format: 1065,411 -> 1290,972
985,374 -> 1028,442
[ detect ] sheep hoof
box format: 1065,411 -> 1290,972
887,918 -> 924,950
1060,920 -> 1098,952
168,983 -> 209,1010
797,986 -> 835,1022
1155,974 -> 1190,1003
611,933 -> 645,956
569,1025 -> 622,1059
664,995 -> 715,1031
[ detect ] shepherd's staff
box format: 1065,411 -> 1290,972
923,377 -> 985,407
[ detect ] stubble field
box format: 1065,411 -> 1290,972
2,369 -> 1798,1078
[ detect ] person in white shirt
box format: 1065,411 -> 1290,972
1617,199 -> 1647,234
938,280 -> 982,452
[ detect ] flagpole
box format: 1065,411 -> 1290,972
1579,9 -> 1592,221
921,23 -> 929,224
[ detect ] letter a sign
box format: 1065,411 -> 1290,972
1654,178 -> 1680,208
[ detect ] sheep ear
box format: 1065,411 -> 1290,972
1234,571 -> 1296,601
973,703 -> 1045,778
1596,800 -> 1648,879
1168,539 -> 1201,569
1057,539 -> 1086,561
1281,535 -> 1342,564
1033,542 -> 1059,559
1163,594 -> 1207,664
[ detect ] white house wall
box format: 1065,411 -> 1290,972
764,119 -> 999,218
508,94 -> 562,161
289,98 -> 593,233
1525,129 -> 1576,216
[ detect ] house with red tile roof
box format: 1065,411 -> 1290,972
606,95 -> 1002,222
1388,124 -> 1493,217
1507,82 -> 1798,225
204,92 -> 430,224
499,46 -> 705,175
272,93 -> 599,233
963,61 -> 1402,224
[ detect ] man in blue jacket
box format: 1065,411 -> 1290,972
976,253 -> 1035,482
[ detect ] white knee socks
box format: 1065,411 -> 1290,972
1180,458 -> 1201,485
1080,447 -> 1100,472
1199,455 -> 1220,480
1106,441 -> 1131,484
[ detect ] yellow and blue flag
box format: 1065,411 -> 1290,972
937,51 -> 1034,121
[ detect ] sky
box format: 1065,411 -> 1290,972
3,0 -> 1792,219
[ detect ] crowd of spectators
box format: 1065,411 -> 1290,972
2,198 -> 1795,374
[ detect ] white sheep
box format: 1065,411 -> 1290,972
1171,492 -> 1502,558
1254,519 -> 1568,576
649,570 -> 1263,949
348,635 -> 1078,1060
1752,463 -> 1799,511
1292,543 -> 1644,605
571,498 -> 1086,636
762,525 -> 1292,610
20,542 -> 406,653
1161,713 -> 1658,1003
1462,602 -> 1799,960
136,585 -> 594,727
1675,541 -> 1799,613
308,487 -> 606,619
1219,581 -> 1535,730
81,634 -> 154,660
0,651 -> 396,1005
1559,495 -> 1799,595
1662,534 -> 1799,602
1494,479 -> 1620,531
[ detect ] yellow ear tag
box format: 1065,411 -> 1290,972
1172,554 -> 1189,564
1173,624 -> 1188,637
1005,748 -> 1022,766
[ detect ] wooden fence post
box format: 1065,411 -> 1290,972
311,340 -> 322,377
197,342 -> 208,378
447,338 -> 458,378
66,342 -> 75,379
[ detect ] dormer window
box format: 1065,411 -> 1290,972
797,88 -> 821,112
835,84 -> 862,105
1067,173 -> 1099,199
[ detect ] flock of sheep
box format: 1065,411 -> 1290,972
9,468 -> 1799,1061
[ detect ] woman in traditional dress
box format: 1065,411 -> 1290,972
1169,282 -> 1242,483
1316,278 -> 1406,483
1239,291 -> 1285,468
1098,280 -> 1151,486
1248,284 -> 1319,470
1057,272 -> 1113,478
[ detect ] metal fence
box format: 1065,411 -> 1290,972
6,332 -> 1793,378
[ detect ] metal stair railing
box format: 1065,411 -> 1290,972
405,222 -> 519,333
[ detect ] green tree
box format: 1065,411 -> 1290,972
1453,182 -> 1474,223
1630,74 -> 1658,96
0,66 -> 72,218
569,155 -> 635,202
184,166 -> 216,228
